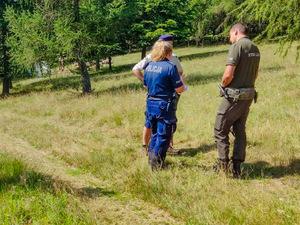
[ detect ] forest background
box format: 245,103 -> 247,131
0,0 -> 299,95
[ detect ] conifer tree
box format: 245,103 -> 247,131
234,0 -> 300,59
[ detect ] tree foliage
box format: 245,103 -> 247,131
236,0 -> 300,59
1,0 -> 299,95
1,0 -> 36,95
130,0 -> 196,58
189,0 -> 245,46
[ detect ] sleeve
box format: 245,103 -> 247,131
226,44 -> 240,66
132,54 -> 151,71
171,55 -> 183,73
169,65 -> 183,89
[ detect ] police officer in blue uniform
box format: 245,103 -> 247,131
143,40 -> 186,170
133,34 -> 184,156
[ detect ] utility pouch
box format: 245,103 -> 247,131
225,87 -> 255,102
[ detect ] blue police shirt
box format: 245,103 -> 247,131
143,59 -> 183,100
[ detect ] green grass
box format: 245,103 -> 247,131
0,153 -> 92,224
0,43 -> 299,224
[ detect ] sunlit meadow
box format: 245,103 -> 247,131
1,43 -> 299,224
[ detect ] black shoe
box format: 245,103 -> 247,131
149,152 -> 158,171
149,152 -> 165,171
213,158 -> 230,174
229,159 -> 241,179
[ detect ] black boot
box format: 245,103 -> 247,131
229,159 -> 241,178
213,158 -> 229,173
157,154 -> 165,169
149,152 -> 165,171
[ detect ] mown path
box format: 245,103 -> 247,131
1,133 -> 182,224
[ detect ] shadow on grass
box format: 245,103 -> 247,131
76,187 -> 118,198
0,153 -> 116,199
92,82 -> 145,96
91,63 -> 135,76
178,50 -> 227,61
0,168 -> 58,193
93,71 -> 222,95
187,72 -> 221,86
7,63 -> 136,97
13,75 -> 82,94
0,165 -> 118,199
164,160 -> 208,170
9,71 -> 221,97
8,53 -> 226,97
176,143 -> 216,157
242,158 -> 300,179
0,154 -> 43,190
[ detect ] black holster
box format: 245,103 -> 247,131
170,92 -> 180,110
254,91 -> 258,103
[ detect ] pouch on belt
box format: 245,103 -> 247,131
225,87 -> 255,102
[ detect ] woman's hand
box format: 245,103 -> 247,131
181,75 -> 187,84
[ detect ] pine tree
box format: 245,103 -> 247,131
235,0 -> 300,59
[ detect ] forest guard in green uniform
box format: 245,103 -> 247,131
214,23 -> 260,178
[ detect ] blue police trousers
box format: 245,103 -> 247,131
146,99 -> 176,167
148,118 -> 175,163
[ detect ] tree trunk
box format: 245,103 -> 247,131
128,42 -> 132,53
74,0 -> 91,94
79,59 -> 91,94
2,17 -> 10,96
9,78 -> 13,89
141,46 -> 147,60
96,58 -> 100,71
2,76 -> 10,96
108,56 -> 112,71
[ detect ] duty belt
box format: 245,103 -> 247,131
225,87 -> 255,102
147,93 -> 180,111
147,96 -> 171,102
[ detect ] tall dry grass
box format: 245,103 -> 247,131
0,43 -> 299,224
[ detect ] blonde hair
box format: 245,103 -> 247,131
150,40 -> 173,62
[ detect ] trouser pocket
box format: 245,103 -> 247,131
214,98 -> 234,130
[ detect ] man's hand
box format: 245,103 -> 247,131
222,65 -> 236,87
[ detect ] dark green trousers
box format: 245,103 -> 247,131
214,98 -> 252,162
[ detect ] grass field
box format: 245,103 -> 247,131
0,43 -> 299,224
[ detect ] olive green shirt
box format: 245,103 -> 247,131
226,37 -> 260,88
